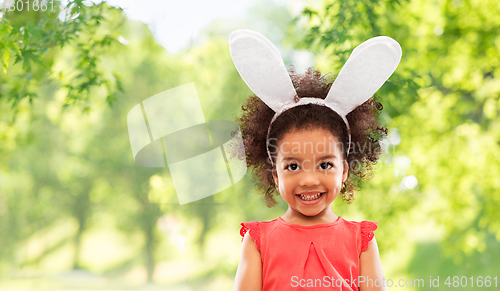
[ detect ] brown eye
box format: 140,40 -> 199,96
320,162 -> 334,170
285,163 -> 299,171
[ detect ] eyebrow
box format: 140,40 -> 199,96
281,155 -> 337,162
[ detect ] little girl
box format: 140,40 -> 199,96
229,29 -> 401,291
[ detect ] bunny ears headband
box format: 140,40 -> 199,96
229,29 -> 402,166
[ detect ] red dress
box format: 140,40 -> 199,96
239,216 -> 378,290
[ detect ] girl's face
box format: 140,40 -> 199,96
272,128 -> 348,218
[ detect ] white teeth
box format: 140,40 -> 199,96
298,193 -> 323,201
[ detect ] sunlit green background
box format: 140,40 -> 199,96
1,0 -> 499,290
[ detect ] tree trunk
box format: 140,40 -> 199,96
145,231 -> 155,283
73,219 -> 85,269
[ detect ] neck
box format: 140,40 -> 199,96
281,207 -> 338,226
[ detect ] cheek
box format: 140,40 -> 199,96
281,177 -> 296,192
277,170 -> 288,182
326,174 -> 342,189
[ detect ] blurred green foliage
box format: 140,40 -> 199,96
0,0 -> 499,289
296,0 -> 500,256
0,0 -> 123,110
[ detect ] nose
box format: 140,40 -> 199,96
299,167 -> 321,187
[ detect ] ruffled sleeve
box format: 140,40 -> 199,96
360,221 -> 378,252
240,221 -> 261,250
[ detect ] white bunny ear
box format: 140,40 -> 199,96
229,29 -> 297,112
324,36 -> 402,117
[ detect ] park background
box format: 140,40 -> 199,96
0,0 -> 499,290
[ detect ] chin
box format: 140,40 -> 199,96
298,208 -> 323,217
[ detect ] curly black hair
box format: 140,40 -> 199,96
233,66 -> 388,207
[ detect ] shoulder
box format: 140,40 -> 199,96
338,217 -> 377,231
240,218 -> 278,233
239,218 -> 279,250
241,229 -> 261,254
359,220 -> 378,253
240,218 -> 279,232
338,217 -> 361,228
341,218 -> 378,232
340,218 -> 378,253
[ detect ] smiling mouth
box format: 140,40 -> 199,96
296,192 -> 325,201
